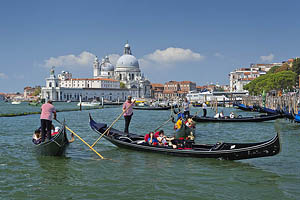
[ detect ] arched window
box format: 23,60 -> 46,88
49,82 -> 52,87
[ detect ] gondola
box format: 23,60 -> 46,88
33,124 -> 69,156
235,103 -> 254,111
89,114 -> 281,160
133,106 -> 171,110
191,114 -> 282,122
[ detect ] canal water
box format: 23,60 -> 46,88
0,102 -> 299,200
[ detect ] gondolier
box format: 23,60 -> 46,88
202,102 -> 207,117
123,96 -> 135,135
40,100 -> 57,142
182,98 -> 190,119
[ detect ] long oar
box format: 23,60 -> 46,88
55,119 -> 105,159
91,100 -> 135,148
153,115 -> 174,133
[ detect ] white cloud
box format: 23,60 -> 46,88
44,51 -> 96,68
214,52 -> 225,59
0,73 -> 8,79
144,47 -> 204,64
260,53 -> 274,62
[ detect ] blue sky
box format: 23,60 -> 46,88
1,0 -> 300,93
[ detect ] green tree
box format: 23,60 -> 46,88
292,58 -> 300,75
267,65 -> 281,74
120,82 -> 126,89
33,87 -> 41,96
244,71 -> 297,95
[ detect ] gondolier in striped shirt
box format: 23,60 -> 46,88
123,96 -> 136,135
40,100 -> 57,142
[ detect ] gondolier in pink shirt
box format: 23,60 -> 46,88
40,100 -> 57,142
122,96 -> 136,135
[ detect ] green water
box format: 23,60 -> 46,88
0,102 -> 299,199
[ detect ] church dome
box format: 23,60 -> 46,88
116,54 -> 139,69
115,42 -> 140,72
101,62 -> 114,71
101,56 -> 114,71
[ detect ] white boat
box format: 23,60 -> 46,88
77,100 -> 101,107
11,101 -> 21,105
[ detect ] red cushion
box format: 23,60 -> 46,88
51,131 -> 59,136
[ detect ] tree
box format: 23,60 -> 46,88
244,71 -> 297,95
33,87 -> 41,96
120,82 -> 126,89
267,65 -> 281,74
292,58 -> 300,75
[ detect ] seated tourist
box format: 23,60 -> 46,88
185,118 -> 195,128
214,113 -> 220,118
32,129 -> 42,144
157,130 -> 168,146
229,112 -> 235,119
174,117 -> 183,130
220,111 -> 224,118
147,132 -> 158,146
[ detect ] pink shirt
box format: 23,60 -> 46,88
123,101 -> 133,116
40,103 -> 56,120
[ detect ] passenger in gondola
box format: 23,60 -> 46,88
32,129 -> 42,144
157,130 -> 173,147
174,116 -> 183,130
229,112 -> 235,119
214,112 -> 220,118
220,111 -> 224,118
185,118 -> 195,128
147,132 -> 158,146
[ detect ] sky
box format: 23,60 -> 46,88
1,0 -> 300,93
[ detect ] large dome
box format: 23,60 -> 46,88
116,54 -> 139,69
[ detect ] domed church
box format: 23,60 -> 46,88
93,42 -> 151,98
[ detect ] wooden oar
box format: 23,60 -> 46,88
91,100 -> 136,148
153,115 -> 174,133
55,119 -> 104,159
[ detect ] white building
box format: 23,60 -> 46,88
41,42 -> 151,101
229,63 -> 282,92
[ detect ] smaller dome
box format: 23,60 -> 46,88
100,56 -> 114,71
125,43 -> 130,48
94,56 -> 98,61
101,62 -> 114,71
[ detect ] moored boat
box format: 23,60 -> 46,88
133,106 -> 171,110
89,114 -> 281,160
77,100 -> 101,107
11,101 -> 21,105
192,114 -> 282,123
33,124 -> 69,156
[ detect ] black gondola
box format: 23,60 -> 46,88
191,114 -> 282,122
89,114 -> 281,160
33,124 -> 69,156
133,106 -> 171,110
